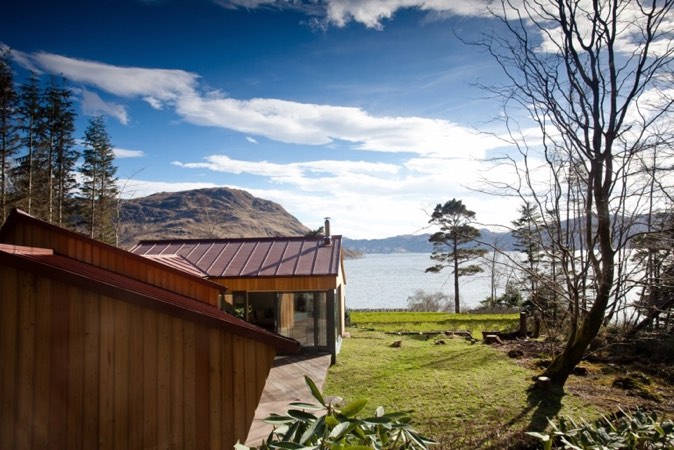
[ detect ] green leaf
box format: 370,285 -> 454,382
325,415 -> 340,428
305,376 -> 326,407
282,421 -> 303,442
362,416 -> 392,425
328,421 -> 353,440
287,409 -> 318,423
340,399 -> 368,418
268,442 -> 305,450
265,414 -> 295,425
288,402 -> 324,411
299,416 -> 326,445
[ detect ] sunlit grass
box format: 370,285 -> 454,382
324,328 -> 600,449
350,311 -> 520,337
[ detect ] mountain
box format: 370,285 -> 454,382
344,229 -> 518,254
117,187 -> 310,248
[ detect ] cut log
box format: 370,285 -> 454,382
483,334 -> 504,345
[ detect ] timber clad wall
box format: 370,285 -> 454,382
0,264 -> 275,449
0,212 -> 223,306
218,275 -> 339,292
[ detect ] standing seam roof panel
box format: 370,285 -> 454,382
131,236 -> 343,278
257,241 -> 287,277
241,240 -> 273,277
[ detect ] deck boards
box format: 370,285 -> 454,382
245,353 -> 331,446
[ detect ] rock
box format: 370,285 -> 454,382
435,339 -> 446,345
390,340 -> 402,348
508,349 -> 525,359
572,366 -> 589,376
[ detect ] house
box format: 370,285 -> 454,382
131,220 -> 347,363
0,209 -> 300,449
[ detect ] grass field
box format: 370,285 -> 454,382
323,313 -> 601,449
350,311 -> 520,337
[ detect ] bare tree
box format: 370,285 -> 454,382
475,0 -> 674,387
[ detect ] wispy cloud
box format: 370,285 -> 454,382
10,49 -> 503,158
246,136 -> 258,144
81,89 -> 129,124
114,148 -> 145,158
173,154 -> 400,179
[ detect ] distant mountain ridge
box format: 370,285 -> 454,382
118,187 -> 311,248
344,229 -> 518,254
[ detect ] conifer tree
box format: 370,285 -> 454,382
14,72 -> 43,215
80,115 -> 118,243
426,199 -> 487,313
42,75 -> 77,225
511,202 -> 544,301
0,49 -> 19,222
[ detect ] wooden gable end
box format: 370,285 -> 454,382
0,209 -> 224,306
0,259 -> 276,449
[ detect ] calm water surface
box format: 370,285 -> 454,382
344,253 -> 496,310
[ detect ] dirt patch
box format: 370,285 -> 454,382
494,337 -> 674,416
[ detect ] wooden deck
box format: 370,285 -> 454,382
245,353 -> 332,446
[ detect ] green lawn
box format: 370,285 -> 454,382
350,311 -> 520,337
323,327 -> 600,450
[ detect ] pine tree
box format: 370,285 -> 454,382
425,199 -> 487,313
511,202 -> 544,301
0,49 -> 20,222
13,72 -> 44,216
80,116 -> 118,243
42,76 -> 77,225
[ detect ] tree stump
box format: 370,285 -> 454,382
534,376 -> 551,389
483,334 -> 504,345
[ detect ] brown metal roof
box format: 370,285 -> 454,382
131,236 -> 343,278
0,243 -> 300,353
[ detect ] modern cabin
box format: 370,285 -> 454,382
131,227 -> 347,362
0,210 -> 300,449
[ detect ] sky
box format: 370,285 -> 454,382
1,0 -> 537,239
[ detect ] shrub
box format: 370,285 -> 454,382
407,290 -> 451,312
527,409 -> 674,450
237,376 -> 436,450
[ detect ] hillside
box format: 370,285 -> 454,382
117,187 -> 311,248
344,229 -> 517,254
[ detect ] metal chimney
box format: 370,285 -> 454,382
323,217 -> 331,245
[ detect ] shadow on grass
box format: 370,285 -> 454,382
474,384 -> 564,448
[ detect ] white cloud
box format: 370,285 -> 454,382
173,154 -> 400,179
323,0 -> 492,29
11,49 -> 199,108
10,49 -> 503,158
176,95 -> 503,156
81,89 -> 129,124
246,136 -> 258,144
114,148 -> 145,158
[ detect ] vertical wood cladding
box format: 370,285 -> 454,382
0,264 -> 276,449
1,220 -> 222,306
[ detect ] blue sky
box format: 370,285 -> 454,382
2,0 -> 528,239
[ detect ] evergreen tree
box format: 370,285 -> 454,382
42,75 -> 77,225
511,202 -> 544,301
0,49 -> 19,222
425,199 -> 487,313
80,115 -> 118,243
13,72 -> 44,215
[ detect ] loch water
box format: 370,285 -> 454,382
343,253 -> 499,310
